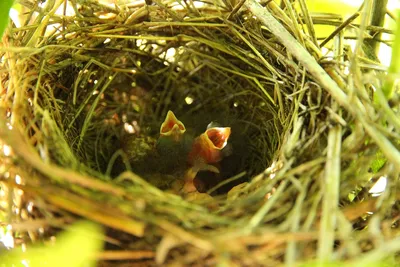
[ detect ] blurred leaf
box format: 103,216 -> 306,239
299,261 -> 342,267
370,151 -> 386,173
382,10 -> 400,98
0,221 -> 103,267
0,0 -> 13,38
305,0 -> 359,15
297,0 -> 361,41
300,256 -> 398,267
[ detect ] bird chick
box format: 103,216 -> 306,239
156,111 -> 193,174
183,127 -> 231,193
188,127 -> 231,166
159,110 -> 186,142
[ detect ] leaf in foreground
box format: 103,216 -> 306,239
0,221 -> 103,267
0,0 -> 13,38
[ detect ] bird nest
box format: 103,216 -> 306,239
1,0 -> 399,266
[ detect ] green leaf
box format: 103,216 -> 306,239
0,0 -> 13,38
299,255 -> 398,267
382,10 -> 400,98
0,221 -> 103,267
370,151 -> 386,173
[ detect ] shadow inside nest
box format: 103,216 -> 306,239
106,79 -> 276,195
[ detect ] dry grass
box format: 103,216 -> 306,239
0,0 -> 399,266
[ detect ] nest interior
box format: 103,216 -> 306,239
0,0 -> 399,266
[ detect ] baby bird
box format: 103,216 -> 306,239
159,110 -> 186,142
183,126 -> 232,193
156,111 -> 193,174
188,127 -> 231,167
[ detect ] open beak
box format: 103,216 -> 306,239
159,111 -> 186,142
188,127 -> 231,165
